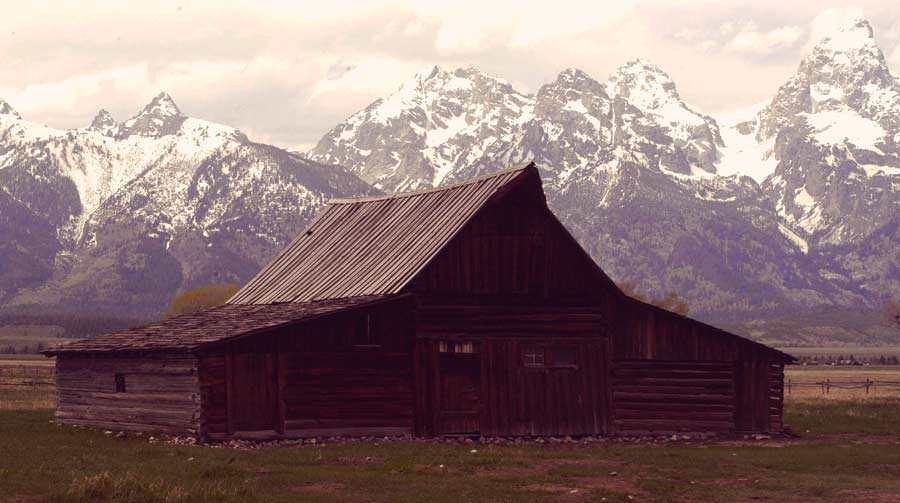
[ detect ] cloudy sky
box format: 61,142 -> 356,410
2,0 -> 900,149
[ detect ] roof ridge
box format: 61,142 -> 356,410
330,161 -> 534,204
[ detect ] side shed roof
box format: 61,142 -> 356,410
228,163 -> 535,304
44,295 -> 394,354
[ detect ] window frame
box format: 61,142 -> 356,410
114,373 -> 126,393
522,346 -> 578,369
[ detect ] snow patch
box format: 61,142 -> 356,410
777,223 -> 809,254
804,108 -> 885,152
716,125 -> 778,183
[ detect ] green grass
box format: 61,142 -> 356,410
786,398 -> 900,434
2,405 -> 900,503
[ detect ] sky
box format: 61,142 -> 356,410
2,0 -> 900,150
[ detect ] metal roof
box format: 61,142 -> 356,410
228,163 -> 535,304
45,296 -> 393,354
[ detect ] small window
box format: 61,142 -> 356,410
455,342 -> 476,354
115,373 -> 126,393
353,313 -> 381,350
523,347 -> 577,368
550,348 -> 577,367
523,347 -> 545,367
438,341 -> 478,354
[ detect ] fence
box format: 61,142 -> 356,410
0,365 -> 56,387
786,378 -> 900,395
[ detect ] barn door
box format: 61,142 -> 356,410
437,341 -> 481,435
229,351 -> 280,432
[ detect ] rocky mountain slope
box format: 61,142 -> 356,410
1,17 -> 897,336
309,17 -> 899,322
0,94 -> 374,317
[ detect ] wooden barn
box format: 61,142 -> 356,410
46,163 -> 794,440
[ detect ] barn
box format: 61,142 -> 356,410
46,163 -> 794,440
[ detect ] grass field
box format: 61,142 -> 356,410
2,361 -> 900,503
785,366 -> 900,400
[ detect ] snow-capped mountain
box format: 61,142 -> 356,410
759,18 -> 900,248
309,66 -> 534,192
0,94 -> 374,316
308,18 -> 900,320
1,16 -> 897,331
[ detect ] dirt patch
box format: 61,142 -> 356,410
522,483 -> 586,499
414,463 -> 462,474
337,455 -> 384,465
288,482 -> 345,495
575,475 -> 644,496
522,476 -> 643,500
837,490 -> 900,503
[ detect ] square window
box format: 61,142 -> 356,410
523,347 -> 545,367
439,341 -> 449,353
115,373 -> 126,393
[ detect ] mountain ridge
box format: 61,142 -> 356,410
1,18 -> 898,342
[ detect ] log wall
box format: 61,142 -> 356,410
611,360 -> 735,435
199,297 -> 415,439
55,354 -> 200,435
610,299 -> 789,434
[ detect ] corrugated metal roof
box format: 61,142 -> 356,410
228,163 -> 535,304
45,296 -> 393,354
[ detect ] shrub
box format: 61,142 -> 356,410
163,284 -> 239,319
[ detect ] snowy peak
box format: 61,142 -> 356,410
120,92 -> 186,138
608,59 -> 683,109
0,98 -> 20,119
553,68 -> 606,94
88,109 -> 119,137
812,18 -> 883,65
536,68 -> 609,118
140,92 -> 183,118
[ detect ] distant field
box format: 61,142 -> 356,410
785,365 -> 900,400
0,324 -> 70,355
779,346 -> 900,357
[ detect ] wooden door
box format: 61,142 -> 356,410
437,341 -> 481,434
229,351 -> 279,432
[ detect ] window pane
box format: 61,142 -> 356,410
552,348 -> 577,366
523,347 -> 545,366
456,342 -> 476,354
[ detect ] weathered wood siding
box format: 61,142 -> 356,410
610,299 -> 787,434
199,298 -> 415,439
55,354 -> 200,435
611,360 -> 735,435
410,184 -> 616,302
768,364 -> 784,432
414,304 -> 611,437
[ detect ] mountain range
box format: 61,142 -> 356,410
1,17 -> 898,344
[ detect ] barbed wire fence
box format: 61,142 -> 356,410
0,365 -> 56,387
786,378 -> 900,395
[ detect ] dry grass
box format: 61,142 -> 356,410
785,366 -> 900,401
0,359 -> 55,410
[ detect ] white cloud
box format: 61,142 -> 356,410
411,0 -> 636,54
1,0 -> 899,148
806,6 -> 866,49
890,45 -> 900,68
728,22 -> 803,55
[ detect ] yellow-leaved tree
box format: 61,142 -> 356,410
163,284 -> 239,319
618,280 -> 690,316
